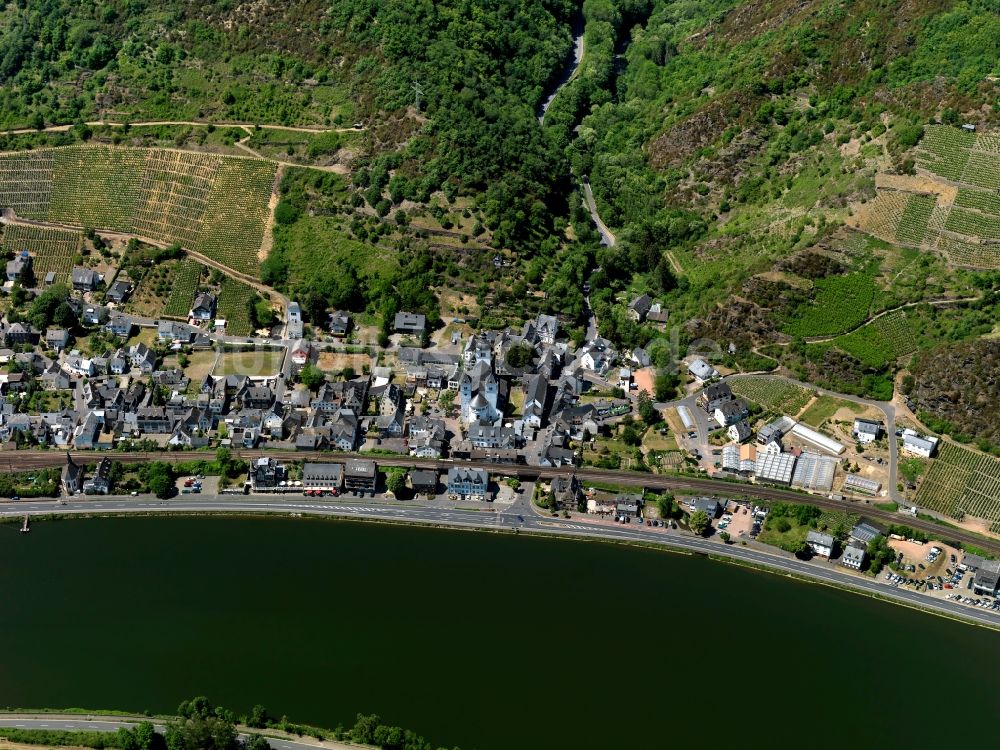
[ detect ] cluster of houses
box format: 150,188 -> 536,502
0,309 -> 639,466
248,456 -> 493,501
704,383 -> 843,492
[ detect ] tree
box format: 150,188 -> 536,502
133,721 -> 160,750
689,510 -> 711,536
622,423 -> 641,446
719,531 -> 731,543
385,468 -> 406,497
148,473 -> 173,499
243,735 -> 271,750
505,343 -> 534,369
299,363 -> 325,390
656,493 -> 675,520
350,714 -> 381,746
637,391 -> 659,425
247,705 -> 269,729
654,370 -> 680,402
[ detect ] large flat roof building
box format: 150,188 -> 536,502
302,462 -> 343,490
344,459 -> 377,492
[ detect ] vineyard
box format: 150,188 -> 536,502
0,146 -> 276,277
854,192 -> 907,243
781,271 -> 877,337
161,261 -> 204,319
894,194 -> 935,246
0,224 -> 80,278
194,158 -> 276,273
936,236 -> 1000,269
851,126 -> 1000,270
729,376 -> 813,415
916,125 -> 975,180
916,442 -> 1000,532
954,189 -> 1000,214
943,207 -> 1000,241
216,278 -> 258,336
833,310 -> 917,368
960,151 -> 1000,191
0,151 -> 53,218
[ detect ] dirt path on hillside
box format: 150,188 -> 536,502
0,212 -> 288,312
875,172 -> 958,204
259,165 -> 285,263
2,120 -> 363,136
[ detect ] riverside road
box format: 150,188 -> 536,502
4,449 -> 998,556
3,492 -> 999,629
0,716 -> 340,750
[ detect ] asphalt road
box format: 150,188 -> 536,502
4,449 -> 997,555
4,493 -> 999,629
0,717 -> 333,750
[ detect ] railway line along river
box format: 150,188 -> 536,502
2,516 -> 998,749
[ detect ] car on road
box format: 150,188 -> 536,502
517,515 -> 524,522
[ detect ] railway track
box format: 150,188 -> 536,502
5,449 -> 997,554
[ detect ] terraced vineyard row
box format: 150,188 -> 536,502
834,310 -> 917,368
915,442 -> 1000,531
217,278 -> 258,336
194,159 -> 276,273
0,146 -> 276,277
943,207 -> 1000,240
854,192 -> 907,243
954,189 -> 1000,214
0,224 -> 80,277
729,376 -> 813,415
960,151 -> 1000,191
0,151 -> 53,218
916,125 -> 975,180
161,261 -> 205,319
936,236 -> 1000,269
895,194 -> 935,246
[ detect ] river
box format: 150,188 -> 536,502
1,517 -> 998,749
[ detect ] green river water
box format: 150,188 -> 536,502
0,516 -> 997,749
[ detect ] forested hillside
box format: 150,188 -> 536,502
3,0 -> 1000,445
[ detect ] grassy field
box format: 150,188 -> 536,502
179,350 -> 217,387
0,224 -> 80,278
729,376 -> 813,415
799,395 -> 864,428
215,349 -> 284,376
270,215 -> 399,290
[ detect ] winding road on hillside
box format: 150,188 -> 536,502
582,179 -> 616,246
538,17 -> 585,124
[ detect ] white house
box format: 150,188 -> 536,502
286,301 -> 303,338
688,358 -> 718,383
901,429 -> 939,458
806,530 -> 834,558
852,418 -> 883,444
841,544 -> 866,570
